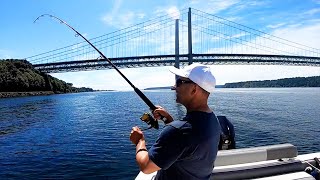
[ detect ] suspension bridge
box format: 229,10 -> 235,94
27,8 -> 320,73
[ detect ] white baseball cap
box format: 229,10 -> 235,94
169,63 -> 216,93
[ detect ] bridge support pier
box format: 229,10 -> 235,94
188,7 -> 193,65
174,19 -> 180,81
175,19 -> 179,69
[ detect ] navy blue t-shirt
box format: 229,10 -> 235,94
149,111 -> 221,180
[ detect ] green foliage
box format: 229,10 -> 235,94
224,76 -> 320,88
0,59 -> 79,93
76,87 -> 94,92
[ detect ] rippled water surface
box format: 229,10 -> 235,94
0,88 -> 319,179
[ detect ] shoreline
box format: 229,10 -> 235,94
0,91 -> 55,98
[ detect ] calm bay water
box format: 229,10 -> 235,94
0,88 -> 319,179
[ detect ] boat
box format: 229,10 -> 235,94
135,115 -> 319,179
136,143 -> 320,179
213,143 -> 320,180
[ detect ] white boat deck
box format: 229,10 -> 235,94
136,144 -> 320,180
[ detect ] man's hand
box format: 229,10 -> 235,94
130,126 -> 144,145
153,106 -> 173,124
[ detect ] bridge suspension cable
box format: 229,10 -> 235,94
190,8 -> 320,57
27,8 -> 320,71
27,9 -> 188,65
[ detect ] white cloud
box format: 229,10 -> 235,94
102,11 -> 145,28
184,0 -> 240,14
313,0 -> 320,4
113,0 -> 123,12
267,23 -> 286,29
137,13 -> 146,19
167,6 -> 180,20
230,32 -> 248,39
303,8 -> 320,16
192,13 -> 320,56
190,0 -> 199,5
154,6 -> 180,20
200,19 -> 320,85
272,23 -> 320,50
101,0 -> 146,29
208,0 -> 239,13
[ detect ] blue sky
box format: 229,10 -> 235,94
1,0 -> 320,90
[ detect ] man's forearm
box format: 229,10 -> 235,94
136,139 -> 147,154
135,139 -> 160,174
136,139 -> 149,170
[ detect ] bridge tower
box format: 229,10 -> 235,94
188,7 -> 193,65
29,7 -> 320,73
175,7 -> 193,70
175,19 -> 179,69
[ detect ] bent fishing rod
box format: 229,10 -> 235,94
34,14 -> 158,129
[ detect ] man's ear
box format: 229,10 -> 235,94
191,84 -> 198,94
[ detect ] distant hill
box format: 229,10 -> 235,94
224,76 -> 320,88
144,86 -> 172,90
144,76 -> 320,90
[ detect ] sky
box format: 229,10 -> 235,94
1,0 -> 320,90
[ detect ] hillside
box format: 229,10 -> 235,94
144,76 -> 320,90
224,76 -> 320,88
0,59 -> 93,97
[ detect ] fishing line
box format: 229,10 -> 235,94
34,14 -> 159,130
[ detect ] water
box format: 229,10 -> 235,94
0,88 -> 319,179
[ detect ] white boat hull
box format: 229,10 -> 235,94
136,144 -> 320,180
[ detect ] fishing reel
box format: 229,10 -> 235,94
140,113 -> 159,130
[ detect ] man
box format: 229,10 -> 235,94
130,63 -> 221,180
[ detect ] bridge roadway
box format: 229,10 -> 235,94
33,54 -> 320,73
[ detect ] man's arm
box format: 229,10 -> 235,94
135,139 -> 161,174
130,126 -> 161,174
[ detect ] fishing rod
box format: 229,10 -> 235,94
34,14 -> 159,130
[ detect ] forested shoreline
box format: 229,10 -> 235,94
0,59 -> 93,98
224,76 -> 320,88
145,76 -> 320,90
